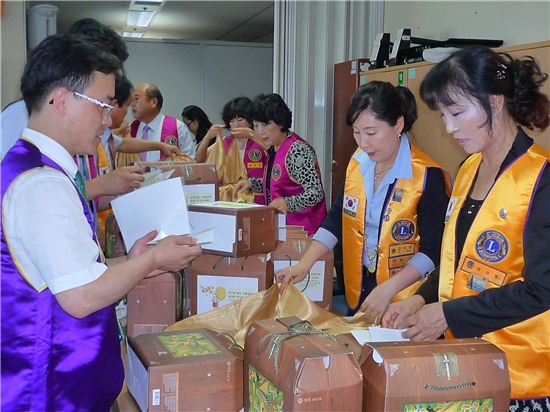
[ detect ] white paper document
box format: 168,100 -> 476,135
111,178 -> 190,251
145,227 -> 215,245
351,327 -> 409,345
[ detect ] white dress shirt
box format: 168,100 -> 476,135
3,128 -> 107,294
134,112 -> 196,161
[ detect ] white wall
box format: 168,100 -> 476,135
125,39 -> 273,124
384,1 -> 550,46
1,0 -> 27,108
273,1 -> 383,201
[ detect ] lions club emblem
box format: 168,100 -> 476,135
391,219 -> 416,242
248,149 -> 262,162
164,135 -> 178,146
272,164 -> 282,181
475,230 -> 509,262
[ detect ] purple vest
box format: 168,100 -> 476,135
223,135 -> 267,205
1,139 -> 123,411
130,115 -> 179,160
269,132 -> 327,235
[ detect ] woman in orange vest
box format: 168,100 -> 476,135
277,82 -> 450,319
383,47 -> 550,408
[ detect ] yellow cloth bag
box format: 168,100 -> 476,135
206,134 -> 253,202
166,284 -> 372,348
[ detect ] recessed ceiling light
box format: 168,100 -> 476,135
122,31 -> 145,38
126,10 -> 155,27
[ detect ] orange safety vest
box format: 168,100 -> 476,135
342,143 -> 450,309
439,145 -> 550,399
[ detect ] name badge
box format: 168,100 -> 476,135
445,196 -> 459,222
247,162 -> 263,169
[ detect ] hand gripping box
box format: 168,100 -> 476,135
188,202 -> 277,257
126,328 -> 244,412
137,162 -> 219,204
360,338 -> 511,411
244,317 -> 363,411
190,253 -> 274,315
272,235 -> 334,309
126,271 -> 185,337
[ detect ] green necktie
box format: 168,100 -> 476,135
74,170 -> 87,199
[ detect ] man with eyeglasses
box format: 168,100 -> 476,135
1,34 -> 202,411
130,82 -> 196,160
1,19 -> 147,234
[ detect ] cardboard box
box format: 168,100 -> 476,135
188,202 -> 277,257
244,317 -> 363,411
190,253 -> 274,315
105,213 -> 126,258
126,271 -> 184,337
137,162 -> 219,204
126,329 -> 244,411
360,338 -> 511,411
272,236 -> 334,309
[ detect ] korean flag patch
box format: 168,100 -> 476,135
343,195 -> 359,217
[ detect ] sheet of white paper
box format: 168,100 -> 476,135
192,227 -> 216,245
188,211 -> 236,253
351,327 -> 409,345
351,329 -> 371,345
368,327 -> 409,342
146,227 -> 215,245
112,178 -> 190,251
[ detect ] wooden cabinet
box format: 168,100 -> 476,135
354,41 -> 550,178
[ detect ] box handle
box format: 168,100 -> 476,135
424,381 -> 476,391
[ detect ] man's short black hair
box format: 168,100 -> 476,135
68,18 -> 129,63
20,33 -> 122,115
114,75 -> 133,105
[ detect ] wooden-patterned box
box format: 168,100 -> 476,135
126,328 -> 244,411
360,338 -> 511,411
244,317 -> 363,411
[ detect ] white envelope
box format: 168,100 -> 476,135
111,178 -> 190,251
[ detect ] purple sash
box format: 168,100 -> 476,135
1,139 -> 123,411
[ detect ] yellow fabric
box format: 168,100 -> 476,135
439,144 -> 550,398
169,152 -> 195,163
96,143 -> 112,251
206,134 -> 226,180
166,284 -> 372,348
207,135 -> 252,202
116,151 -> 141,168
342,145 -> 450,309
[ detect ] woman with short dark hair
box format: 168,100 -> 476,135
384,47 -> 550,409
235,93 -> 328,235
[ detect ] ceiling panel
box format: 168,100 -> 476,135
28,0 -> 274,43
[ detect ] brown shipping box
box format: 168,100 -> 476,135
190,253 -> 274,315
136,162 -> 219,204
126,271 -> 184,337
126,329 -> 244,412
188,202 -> 277,257
244,317 -> 363,411
361,338 -> 511,411
272,236 -> 334,309
105,213 -> 126,258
